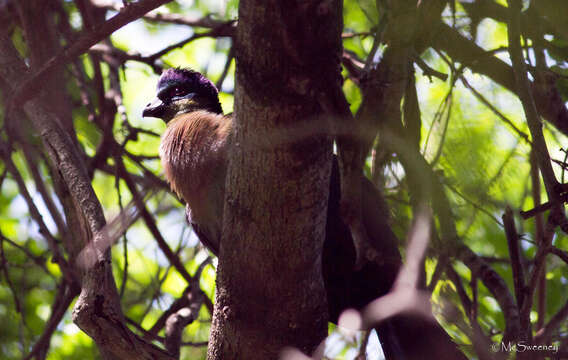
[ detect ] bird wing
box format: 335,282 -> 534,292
185,204 -> 220,255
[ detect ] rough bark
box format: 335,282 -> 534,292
207,0 -> 345,358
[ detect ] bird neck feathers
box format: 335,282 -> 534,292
159,110 -> 231,203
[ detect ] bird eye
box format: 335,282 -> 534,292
173,87 -> 187,97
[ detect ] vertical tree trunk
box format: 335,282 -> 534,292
207,1 -> 344,358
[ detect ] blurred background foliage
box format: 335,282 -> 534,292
0,0 -> 567,359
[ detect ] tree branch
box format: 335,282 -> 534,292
11,0 -> 174,107
507,0 -> 558,200
502,207 -> 526,308
92,0 -> 229,28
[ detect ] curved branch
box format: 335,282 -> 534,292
92,0 -> 229,28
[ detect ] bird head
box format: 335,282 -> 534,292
142,68 -> 223,122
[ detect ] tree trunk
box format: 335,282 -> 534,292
207,0 -> 345,358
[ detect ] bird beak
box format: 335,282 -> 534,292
142,97 -> 165,119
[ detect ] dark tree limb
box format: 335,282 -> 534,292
507,0 -> 558,200
457,245 -> 521,344
502,207 -> 529,342
502,207 -> 526,308
519,195 -> 568,220
164,284 -> 205,358
23,282 -> 80,360
446,266 -> 495,360
446,266 -> 472,318
550,247 -> 568,265
215,47 -> 234,91
530,149 -> 548,332
0,140 -> 78,284
163,261 -> 212,356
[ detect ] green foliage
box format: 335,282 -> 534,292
2,0 -> 568,358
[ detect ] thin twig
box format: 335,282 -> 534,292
115,154 -> 129,299
534,297 -> 568,345
550,247 -> 568,265
145,257 -> 212,340
0,233 -> 51,274
0,233 -> 23,314
21,143 -> 67,234
460,75 -> 530,144
444,182 -> 502,226
519,193 -> 568,219
215,47 -> 234,91
413,55 -> 448,82
149,25 -> 234,62
0,141 -> 73,278
22,282 -> 80,360
457,245 -> 521,343
446,265 -> 472,318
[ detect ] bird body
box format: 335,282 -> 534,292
144,66 -> 402,346
159,110 -> 231,253
144,68 -> 228,252
143,68 -> 400,309
144,68 -> 466,360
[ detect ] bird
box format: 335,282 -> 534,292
142,68 -> 228,254
143,67 -> 467,360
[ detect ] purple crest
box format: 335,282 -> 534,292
157,68 -> 219,95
